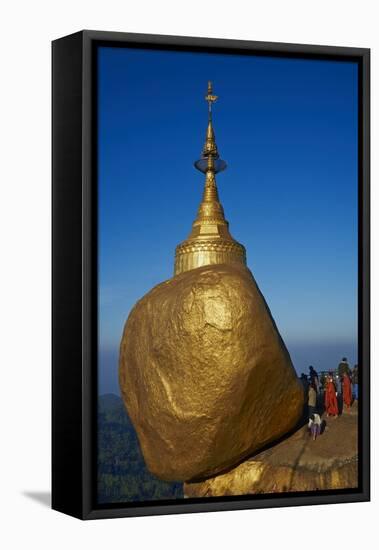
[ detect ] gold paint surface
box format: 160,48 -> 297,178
119,263 -> 304,482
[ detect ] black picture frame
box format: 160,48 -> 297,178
52,30 -> 370,520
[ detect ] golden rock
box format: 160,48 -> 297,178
119,263 -> 304,482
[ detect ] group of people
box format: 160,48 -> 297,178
301,358 -> 359,441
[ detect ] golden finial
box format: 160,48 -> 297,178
202,81 -> 219,158
205,81 -> 218,121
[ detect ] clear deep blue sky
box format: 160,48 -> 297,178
98,46 -> 358,395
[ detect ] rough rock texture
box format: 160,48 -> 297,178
184,404 -> 358,496
119,263 -> 304,482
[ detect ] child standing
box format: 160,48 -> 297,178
308,413 -> 322,441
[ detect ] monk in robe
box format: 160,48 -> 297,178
325,374 -> 338,417
343,372 -> 352,410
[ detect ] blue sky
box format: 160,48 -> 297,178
98,46 -> 358,394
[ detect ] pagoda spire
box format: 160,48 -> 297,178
174,82 -> 246,276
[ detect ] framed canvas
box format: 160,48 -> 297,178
52,30 -> 370,520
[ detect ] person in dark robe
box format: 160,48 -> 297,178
325,373 -> 338,417
309,366 -> 320,393
343,372 -> 352,410
300,373 -> 308,398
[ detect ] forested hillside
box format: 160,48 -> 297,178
98,394 -> 183,503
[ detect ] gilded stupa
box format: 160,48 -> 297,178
174,82 -> 246,275
119,82 -> 304,482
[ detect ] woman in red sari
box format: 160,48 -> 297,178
325,373 -> 338,417
343,372 -> 352,410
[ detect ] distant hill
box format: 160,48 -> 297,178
97,393 -> 183,504
99,392 -> 123,411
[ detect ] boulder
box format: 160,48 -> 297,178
119,263 -> 304,481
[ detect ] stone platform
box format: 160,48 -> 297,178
184,403 -> 358,496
